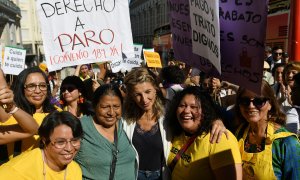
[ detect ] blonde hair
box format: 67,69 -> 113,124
123,67 -> 165,124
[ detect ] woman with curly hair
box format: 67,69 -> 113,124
166,86 -> 242,179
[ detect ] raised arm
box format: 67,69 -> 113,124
0,69 -> 38,144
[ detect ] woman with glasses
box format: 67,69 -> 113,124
0,67 -> 58,163
75,84 -> 137,180
0,111 -> 83,179
0,68 -> 39,145
59,76 -> 93,118
235,80 -> 300,179
166,86 -> 242,179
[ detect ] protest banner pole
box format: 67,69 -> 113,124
288,0 -> 300,62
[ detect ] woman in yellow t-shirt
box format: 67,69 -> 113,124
0,69 -> 38,144
165,86 -> 242,180
0,67 -> 58,163
0,111 -> 83,180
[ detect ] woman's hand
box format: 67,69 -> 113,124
210,119 -> 229,143
92,79 -> 100,92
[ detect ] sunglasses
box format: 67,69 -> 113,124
239,97 -> 269,109
61,86 -> 77,93
274,53 -> 282,56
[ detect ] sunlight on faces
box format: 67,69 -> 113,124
44,124 -> 80,171
132,82 -> 156,112
285,69 -> 298,87
95,95 -> 122,128
274,66 -> 284,83
24,73 -> 47,109
273,49 -> 283,61
239,90 -> 271,124
176,94 -> 202,134
80,65 -> 89,78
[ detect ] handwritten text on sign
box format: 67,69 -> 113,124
144,51 -> 162,68
37,0 -> 134,71
2,47 -> 26,75
190,0 -> 221,73
219,0 -> 268,94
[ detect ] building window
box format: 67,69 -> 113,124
22,29 -> 30,41
21,10 -> 28,23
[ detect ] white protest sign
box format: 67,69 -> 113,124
134,43 -> 143,59
110,58 -> 122,73
119,43 -> 143,72
36,0 -> 134,72
190,0 -> 221,73
2,47 -> 26,75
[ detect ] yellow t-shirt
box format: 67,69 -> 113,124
168,131 -> 241,180
1,107 -> 61,160
0,148 -> 82,180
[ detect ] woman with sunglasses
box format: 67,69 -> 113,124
59,76 -> 93,118
0,67 -> 58,163
235,80 -> 300,179
0,111 -> 83,179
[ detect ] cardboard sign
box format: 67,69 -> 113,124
190,0 -> 221,73
36,0 -> 134,71
2,47 -> 26,75
219,0 -> 268,93
169,0 -> 268,93
144,51 -> 162,68
134,43 -> 143,59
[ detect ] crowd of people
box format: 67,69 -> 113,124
0,45 -> 299,179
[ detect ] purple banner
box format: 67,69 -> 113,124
168,0 -> 218,75
219,0 -> 268,93
169,0 -> 268,93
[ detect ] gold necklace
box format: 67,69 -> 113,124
41,150 -> 67,180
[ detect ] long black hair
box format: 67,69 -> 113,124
11,67 -> 56,115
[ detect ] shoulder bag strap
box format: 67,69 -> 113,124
169,134 -> 197,172
109,126 -> 118,180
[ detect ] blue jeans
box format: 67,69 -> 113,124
138,170 -> 162,180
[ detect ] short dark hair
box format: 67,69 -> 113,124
165,86 -> 219,136
38,111 -> 83,149
92,84 -> 123,109
161,65 -> 186,84
11,67 -> 56,115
